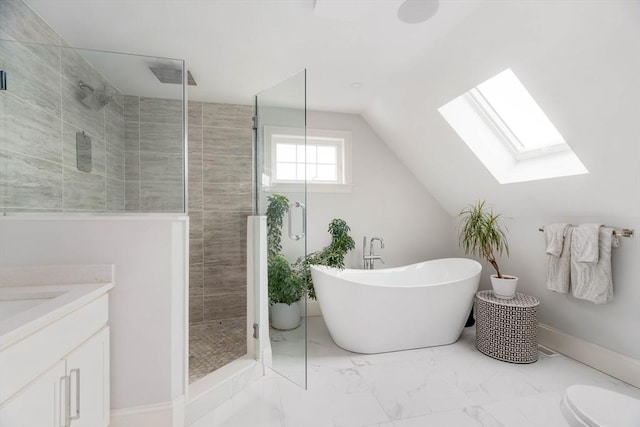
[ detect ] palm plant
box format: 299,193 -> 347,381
458,201 -> 509,278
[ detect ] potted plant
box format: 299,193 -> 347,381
296,218 -> 355,300
266,194 -> 304,330
458,201 -> 517,299
268,253 -> 303,330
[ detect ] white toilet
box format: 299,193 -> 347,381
561,385 -> 640,427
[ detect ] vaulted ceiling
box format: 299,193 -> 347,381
26,0 -> 640,217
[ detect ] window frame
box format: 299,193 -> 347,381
437,68 -> 588,184
264,126 -> 353,193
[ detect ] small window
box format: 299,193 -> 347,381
439,68 -> 588,184
265,127 -> 352,192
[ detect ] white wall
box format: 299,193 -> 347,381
0,217 -> 187,410
362,1 -> 640,362
275,110 -> 454,269
451,215 -> 640,360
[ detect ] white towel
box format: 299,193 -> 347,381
570,227 -> 619,304
546,226 -> 572,293
544,223 -> 570,256
572,223 -> 602,262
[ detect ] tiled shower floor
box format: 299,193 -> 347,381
189,318 -> 247,383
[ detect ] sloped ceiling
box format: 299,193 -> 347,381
363,0 -> 640,217
25,0 -> 640,218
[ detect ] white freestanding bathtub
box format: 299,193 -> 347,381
311,258 -> 482,354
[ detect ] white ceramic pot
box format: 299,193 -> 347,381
490,275 -> 518,299
270,302 -> 301,330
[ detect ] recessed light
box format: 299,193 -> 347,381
350,82 -> 363,89
398,0 -> 439,24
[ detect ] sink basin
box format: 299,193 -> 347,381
0,283 -> 112,351
0,298 -> 55,322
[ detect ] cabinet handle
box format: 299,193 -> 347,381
60,375 -> 70,427
70,368 -> 81,420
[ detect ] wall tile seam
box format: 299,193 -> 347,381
1,83 -> 63,119
0,146 -> 65,168
200,125 -> 252,131
61,120 -> 107,142
3,42 -> 63,77
58,36 -> 64,210
135,120 -> 184,125
63,165 -> 110,180
58,72 -> 122,106
61,169 -> 106,211
1,0 -> 62,46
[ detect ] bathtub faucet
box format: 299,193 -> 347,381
363,236 -> 384,269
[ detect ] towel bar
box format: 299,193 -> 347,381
538,227 -> 634,238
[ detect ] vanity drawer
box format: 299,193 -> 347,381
0,295 -> 108,404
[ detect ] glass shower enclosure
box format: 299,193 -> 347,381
254,70 -> 308,389
0,39 -> 186,213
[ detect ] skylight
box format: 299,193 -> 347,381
439,68 -> 588,184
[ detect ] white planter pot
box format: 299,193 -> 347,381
490,275 -> 519,299
270,302 -> 301,330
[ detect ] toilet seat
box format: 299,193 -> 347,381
561,385 -> 640,427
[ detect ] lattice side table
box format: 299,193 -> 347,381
475,290 -> 540,364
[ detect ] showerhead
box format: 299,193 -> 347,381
149,67 -> 197,86
79,80 -> 113,111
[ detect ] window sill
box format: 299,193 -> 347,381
264,183 -> 353,194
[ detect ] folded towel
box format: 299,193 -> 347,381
544,223 -> 570,256
572,223 -> 602,262
570,227 -> 617,304
546,226 -> 572,293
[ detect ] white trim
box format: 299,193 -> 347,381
0,214 -> 189,220
263,126 -> 352,193
186,357 -> 261,426
537,323 -> 640,388
265,183 -> 354,194
304,300 -> 322,317
110,396 -> 185,427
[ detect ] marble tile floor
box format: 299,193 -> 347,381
191,317 -> 640,427
189,319 -> 247,383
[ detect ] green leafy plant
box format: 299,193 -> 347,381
268,254 -> 303,305
296,218 -> 356,300
266,194 -> 289,256
458,201 -> 509,278
266,194 -> 303,305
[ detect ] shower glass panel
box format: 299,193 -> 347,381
255,70 -> 307,389
0,39 -> 185,214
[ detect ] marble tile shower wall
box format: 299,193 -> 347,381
123,96 -> 184,212
188,102 -> 253,344
0,0 -> 125,211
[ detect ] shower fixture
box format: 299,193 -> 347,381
149,67 -> 197,86
398,0 -> 439,24
79,80 -> 113,111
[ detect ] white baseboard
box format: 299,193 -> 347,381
538,323 -> 640,388
306,300 -> 322,317
186,357 -> 262,426
110,396 -> 185,427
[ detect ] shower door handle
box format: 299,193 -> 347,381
287,201 -> 306,241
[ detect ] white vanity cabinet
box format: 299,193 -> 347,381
65,327 -> 110,427
0,360 -> 66,427
0,283 -> 112,427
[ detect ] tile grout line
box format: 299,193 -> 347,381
58,42 -> 65,211
138,96 -> 141,210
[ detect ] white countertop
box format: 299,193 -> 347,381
0,282 -> 113,351
0,264 -> 115,351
